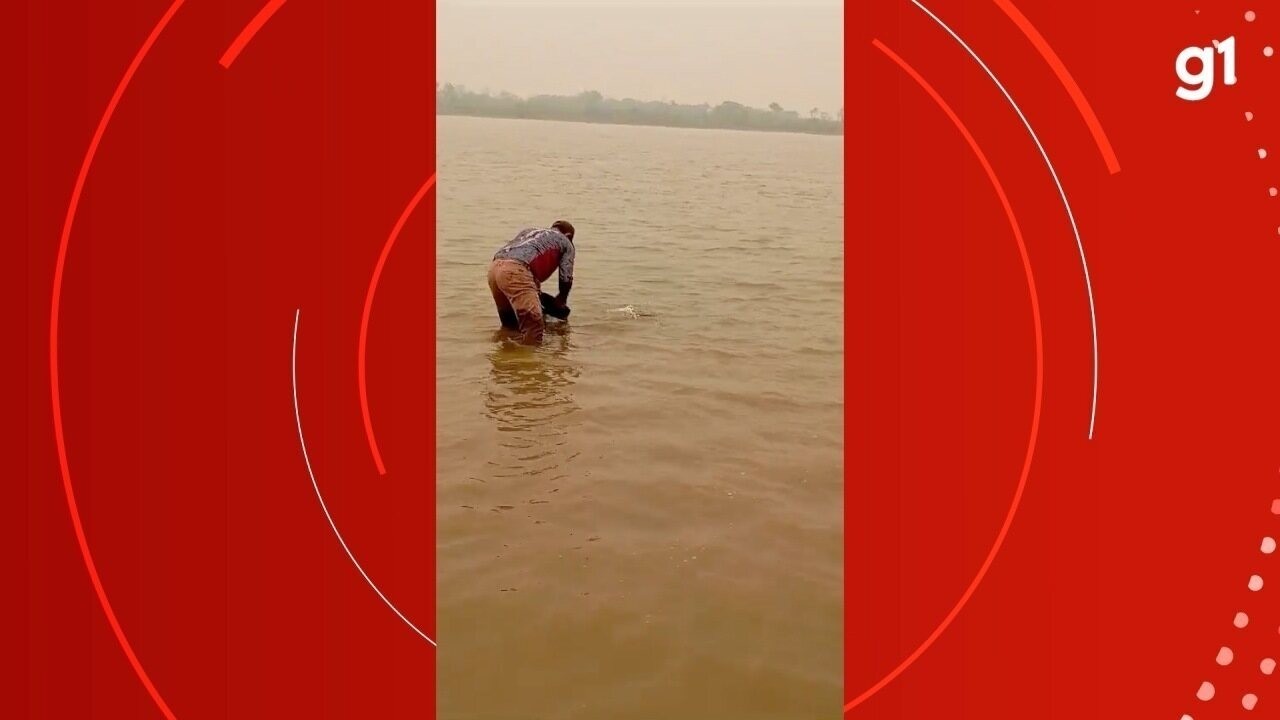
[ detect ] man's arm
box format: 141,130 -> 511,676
555,239 -> 576,305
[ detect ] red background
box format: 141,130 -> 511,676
849,1 -> 1280,718
11,0 -> 1280,718
11,1 -> 434,717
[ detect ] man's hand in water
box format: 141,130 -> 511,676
539,292 -> 571,319
549,295 -> 571,319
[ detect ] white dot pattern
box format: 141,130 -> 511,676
1198,681 -> 1216,701
1185,502 -> 1280,716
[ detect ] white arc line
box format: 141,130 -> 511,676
291,309 -> 438,647
912,0 -> 1100,439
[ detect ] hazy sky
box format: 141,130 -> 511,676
438,0 -> 843,114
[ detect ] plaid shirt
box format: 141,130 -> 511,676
494,227 -> 575,284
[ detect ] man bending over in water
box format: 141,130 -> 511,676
487,220 -> 575,343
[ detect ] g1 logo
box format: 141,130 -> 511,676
1177,36 -> 1237,101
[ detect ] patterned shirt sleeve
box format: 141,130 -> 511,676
557,235 -> 575,283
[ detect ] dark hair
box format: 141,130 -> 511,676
551,220 -> 575,240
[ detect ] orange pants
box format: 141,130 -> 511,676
487,258 -> 543,342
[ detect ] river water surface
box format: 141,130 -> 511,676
438,115 -> 843,719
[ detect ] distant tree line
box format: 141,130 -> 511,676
437,84 -> 843,136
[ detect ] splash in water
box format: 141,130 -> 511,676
609,305 -> 641,319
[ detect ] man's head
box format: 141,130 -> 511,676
551,220 -> 575,241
